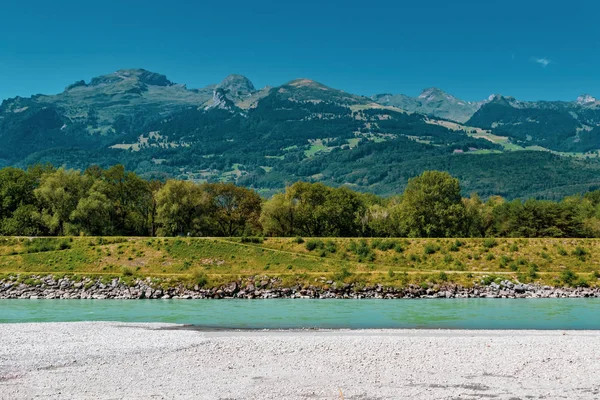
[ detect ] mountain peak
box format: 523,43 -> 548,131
89,69 -> 174,87
419,87 -> 455,102
488,94 -> 517,105
577,94 -> 597,105
216,74 -> 255,96
286,79 -> 329,89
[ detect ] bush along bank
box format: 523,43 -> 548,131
1,275 -> 599,300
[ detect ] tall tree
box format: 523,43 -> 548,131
396,171 -> 467,237
204,183 -> 262,236
155,180 -> 210,236
260,192 -> 295,236
34,169 -> 89,235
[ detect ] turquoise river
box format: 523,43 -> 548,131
1,299 -> 600,329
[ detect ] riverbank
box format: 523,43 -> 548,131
1,274 -> 599,299
1,322 -> 599,399
2,237 -> 600,292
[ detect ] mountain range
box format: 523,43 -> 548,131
1,68 -> 600,199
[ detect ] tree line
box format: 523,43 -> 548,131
1,165 -> 600,238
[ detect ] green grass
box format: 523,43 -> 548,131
304,143 -> 331,157
0,237 -> 599,288
346,138 -> 360,148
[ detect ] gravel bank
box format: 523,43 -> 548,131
1,323 -> 599,399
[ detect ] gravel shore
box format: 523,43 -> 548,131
1,322 -> 599,399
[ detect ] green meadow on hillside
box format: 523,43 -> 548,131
1,237 -> 599,289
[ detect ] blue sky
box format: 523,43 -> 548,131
1,0 -> 598,101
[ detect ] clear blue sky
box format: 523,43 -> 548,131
1,0 -> 598,102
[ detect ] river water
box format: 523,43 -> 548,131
1,299 -> 599,329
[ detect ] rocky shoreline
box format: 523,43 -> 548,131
1,274 -> 599,299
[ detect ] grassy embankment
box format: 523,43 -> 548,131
0,237 -> 599,289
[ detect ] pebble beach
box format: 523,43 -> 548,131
1,322 -> 599,399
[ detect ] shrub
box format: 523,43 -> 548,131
483,238 -> 498,249
438,272 -> 448,282
324,240 -> 337,254
193,271 -> 209,288
121,267 -> 134,276
481,275 -> 500,285
349,239 -> 375,261
305,239 -> 324,251
592,270 -> 600,279
453,261 -> 466,271
509,243 -> 519,252
240,236 -> 264,244
181,260 -> 192,270
388,269 -> 395,278
24,278 -> 40,286
486,253 -> 495,261
424,243 -> 440,255
58,240 -> 71,250
572,247 -> 589,260
578,278 -> 590,288
375,239 -> 396,251
443,254 -> 453,264
25,238 -> 70,253
394,243 -> 405,253
408,254 -> 420,262
333,267 -> 352,282
528,265 -> 539,279
449,240 -> 463,252
560,270 -> 578,286
499,255 -> 512,268
292,236 -> 305,244
557,247 -> 568,256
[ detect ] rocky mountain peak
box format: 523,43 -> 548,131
419,87 -> 455,102
88,69 -> 174,87
577,94 -> 597,105
216,74 -> 255,96
205,88 -> 237,111
487,94 -> 518,106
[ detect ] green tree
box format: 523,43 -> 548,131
34,168 -> 90,235
322,186 -> 365,236
287,182 -> 331,236
396,171 -> 467,237
1,204 -> 46,236
260,192 -> 295,236
0,168 -> 36,222
70,187 -> 113,235
203,183 -> 262,236
155,180 -> 210,236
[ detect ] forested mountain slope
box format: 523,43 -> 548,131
467,95 -> 600,152
2,69 -> 600,199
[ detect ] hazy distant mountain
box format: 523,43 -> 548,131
371,88 -> 485,123
1,68 -> 600,199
